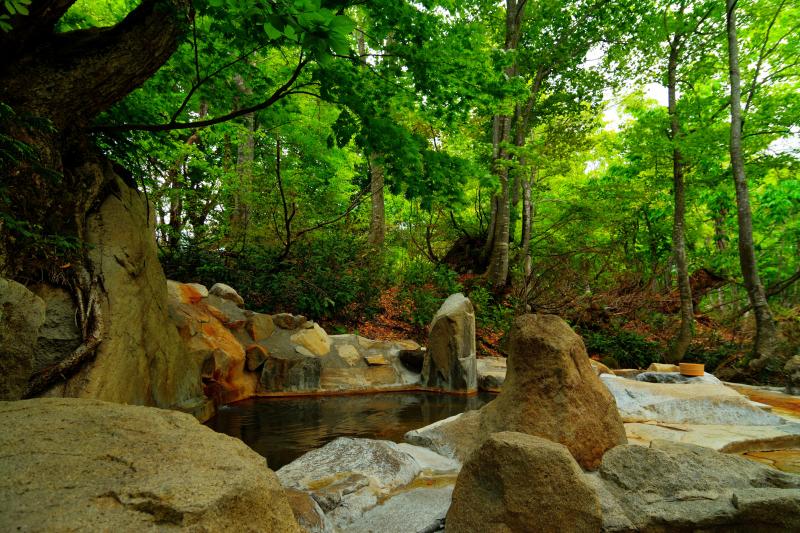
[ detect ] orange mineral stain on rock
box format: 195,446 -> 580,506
179,283 -> 204,304
742,449 -> 800,474
729,385 -> 800,420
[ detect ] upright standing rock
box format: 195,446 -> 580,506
480,314 -> 626,470
446,432 -> 603,533
0,278 -> 45,400
422,293 -> 477,392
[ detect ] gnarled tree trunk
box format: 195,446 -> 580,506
0,1 -> 207,413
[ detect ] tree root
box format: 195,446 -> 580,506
23,267 -> 105,399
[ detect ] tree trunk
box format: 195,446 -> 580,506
726,0 -> 781,368
367,153 -> 386,246
0,0 -> 198,404
482,194 -> 499,262
486,0 -> 526,294
228,75 -> 255,251
357,29 -> 386,247
665,38 -> 694,363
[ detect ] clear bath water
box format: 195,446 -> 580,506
205,392 -> 493,469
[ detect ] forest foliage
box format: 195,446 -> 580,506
2,0 -> 798,376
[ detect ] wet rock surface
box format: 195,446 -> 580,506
0,398 -> 300,532
276,437 -> 459,531
635,370 -> 722,384
404,410 -> 484,462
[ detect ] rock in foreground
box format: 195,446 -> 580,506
446,432 -> 603,533
0,398 -> 299,532
595,439 -> 800,531
480,314 -> 627,470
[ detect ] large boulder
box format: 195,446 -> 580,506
595,439 -> 800,531
446,432 -> 603,533
277,437 -> 424,529
480,314 -> 627,470
421,293 -> 477,392
786,355 -> 800,395
0,278 -> 45,399
0,398 -> 300,532
601,374 -> 786,425
277,437 -> 422,493
47,179 -> 208,417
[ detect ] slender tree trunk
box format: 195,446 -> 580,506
487,113 -> 513,292
357,29 -> 386,246
367,153 -> 386,245
167,168 -> 184,250
521,168 -> 535,278
726,0 -> 781,368
487,0 -> 526,293
482,195 -> 498,261
229,75 -> 254,251
666,38 -> 694,363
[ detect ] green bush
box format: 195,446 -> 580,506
580,328 -> 663,369
684,341 -> 740,372
397,259 -> 462,327
468,283 -> 516,333
161,231 -> 385,321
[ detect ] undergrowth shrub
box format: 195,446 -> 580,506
396,259 -> 462,327
684,340 -> 739,373
468,283 -> 516,333
161,231 -> 385,321
579,327 -> 663,369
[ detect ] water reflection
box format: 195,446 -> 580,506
206,392 -> 493,469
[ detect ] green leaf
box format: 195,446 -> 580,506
263,22 -> 281,40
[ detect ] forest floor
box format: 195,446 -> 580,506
327,279 -> 799,376
328,286 -> 506,358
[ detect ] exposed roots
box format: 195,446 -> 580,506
24,266 -> 105,398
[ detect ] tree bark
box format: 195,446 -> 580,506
0,0 -> 189,130
229,75 -> 255,251
367,153 -> 386,246
0,0 -> 191,395
486,0 -> 526,293
726,0 -> 781,367
665,37 -> 694,363
357,29 -> 386,247
521,168 -> 535,278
